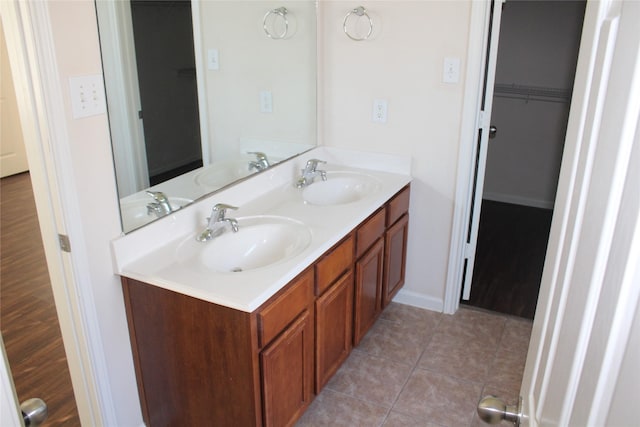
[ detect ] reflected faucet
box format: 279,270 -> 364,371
196,203 -> 239,242
248,152 -> 270,172
146,191 -> 173,218
296,159 -> 327,188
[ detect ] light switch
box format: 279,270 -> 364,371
69,75 -> 107,119
207,49 -> 220,70
260,90 -> 273,113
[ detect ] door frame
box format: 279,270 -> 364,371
1,1 -> 113,425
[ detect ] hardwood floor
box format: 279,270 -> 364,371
465,199 -> 553,319
1,172 -> 80,425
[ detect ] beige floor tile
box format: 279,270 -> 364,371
499,318 -> 533,351
485,348 -> 527,395
357,318 -> 431,365
393,369 -> 483,426
296,389 -> 388,427
418,332 -> 495,383
382,411 -> 443,426
436,308 -> 507,347
380,302 -> 443,331
326,350 -> 414,406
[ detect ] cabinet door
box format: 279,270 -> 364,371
261,310 -> 314,427
353,238 -> 385,346
316,270 -> 354,392
383,213 -> 409,307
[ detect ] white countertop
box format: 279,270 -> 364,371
111,147 -> 411,312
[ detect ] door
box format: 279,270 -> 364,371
477,1 -> 640,424
460,0 -> 504,301
0,20 -> 28,178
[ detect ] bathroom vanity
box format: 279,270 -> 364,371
112,148 -> 411,426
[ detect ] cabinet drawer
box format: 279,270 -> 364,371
258,268 -> 313,347
356,208 -> 386,258
387,185 -> 410,227
315,236 -> 354,295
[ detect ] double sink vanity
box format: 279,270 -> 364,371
111,147 -> 412,426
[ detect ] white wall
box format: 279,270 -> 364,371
46,2 -> 143,425
321,0 -> 471,309
199,1 -> 317,161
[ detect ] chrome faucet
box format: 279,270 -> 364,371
196,203 -> 239,242
296,159 -> 327,188
248,151 -> 270,172
146,191 -> 173,218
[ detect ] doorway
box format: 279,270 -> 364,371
130,0 -> 203,185
463,0 -> 587,319
0,19 -> 79,424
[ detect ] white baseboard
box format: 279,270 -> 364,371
483,191 -> 554,210
392,289 -> 443,313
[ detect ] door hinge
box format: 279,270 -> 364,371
58,234 -> 71,253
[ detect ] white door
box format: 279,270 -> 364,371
0,19 -> 28,178
461,0 -> 504,300
477,1 -> 640,425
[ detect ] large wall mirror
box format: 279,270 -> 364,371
96,0 -> 317,233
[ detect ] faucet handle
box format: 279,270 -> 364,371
146,191 -> 168,202
248,151 -> 268,160
213,203 -> 238,215
305,158 -> 326,171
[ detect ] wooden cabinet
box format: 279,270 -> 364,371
261,309 -> 314,427
315,269 -> 354,392
258,269 -> 314,426
121,185 -> 410,426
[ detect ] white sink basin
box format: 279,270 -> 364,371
121,196 -> 192,230
186,216 -> 312,273
195,160 -> 254,190
302,171 -> 382,206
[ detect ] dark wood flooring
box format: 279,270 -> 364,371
464,199 -> 553,319
1,172 -> 80,425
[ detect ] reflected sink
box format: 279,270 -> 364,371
196,216 -> 312,273
302,171 -> 382,206
121,197 -> 192,230
195,160 -> 254,190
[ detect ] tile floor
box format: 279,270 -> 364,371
296,303 -> 533,427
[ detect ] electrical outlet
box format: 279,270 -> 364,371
208,49 -> 220,70
69,75 -> 106,119
443,57 -> 461,83
372,99 -> 388,123
260,90 -> 273,113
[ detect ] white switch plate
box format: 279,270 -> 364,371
443,57 -> 461,83
260,90 -> 273,113
372,99 -> 388,123
69,75 -> 106,119
207,49 -> 220,70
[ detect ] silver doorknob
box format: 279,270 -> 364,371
477,395 -> 521,426
20,398 -> 48,426
489,125 -> 497,139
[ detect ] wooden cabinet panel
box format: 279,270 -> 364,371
383,213 -> 409,307
315,270 -> 354,392
315,236 -> 354,295
353,238 -> 385,346
122,278 -> 261,427
261,310 -> 314,427
356,207 -> 386,258
386,185 -> 410,227
258,268 -> 313,347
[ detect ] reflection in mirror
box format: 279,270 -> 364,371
96,0 -> 317,233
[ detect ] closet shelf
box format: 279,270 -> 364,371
494,83 -> 572,104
